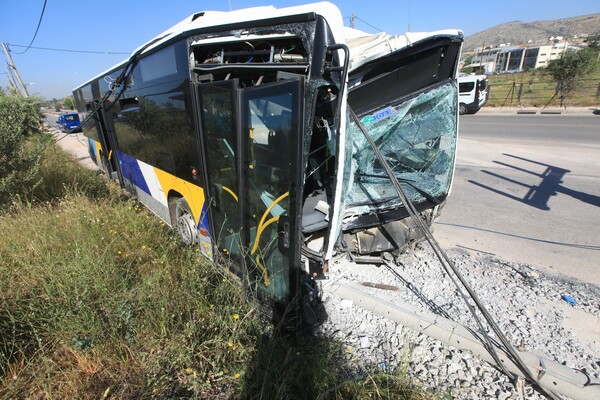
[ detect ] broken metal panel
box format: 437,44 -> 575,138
343,215 -> 427,255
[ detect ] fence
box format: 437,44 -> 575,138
486,77 -> 600,108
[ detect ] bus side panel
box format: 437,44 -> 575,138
88,139 -> 101,167
116,150 -> 213,258
153,167 -> 213,256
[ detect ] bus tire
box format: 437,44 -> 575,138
459,103 -> 468,115
173,197 -> 198,246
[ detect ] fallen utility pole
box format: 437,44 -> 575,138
6,66 -> 18,91
1,42 -> 29,96
330,283 -> 600,400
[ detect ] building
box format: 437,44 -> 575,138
534,45 -> 570,68
465,42 -> 576,74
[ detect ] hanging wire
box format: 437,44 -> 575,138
11,0 -> 48,55
7,44 -> 129,55
348,106 -> 561,400
354,16 -> 383,33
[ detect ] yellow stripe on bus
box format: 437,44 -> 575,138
153,167 -> 206,224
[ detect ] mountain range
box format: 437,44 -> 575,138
463,13 -> 600,52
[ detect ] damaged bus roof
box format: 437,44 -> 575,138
74,2 -> 461,92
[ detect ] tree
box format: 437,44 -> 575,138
461,55 -> 474,74
584,35 -> 599,51
0,92 -> 47,206
544,48 -> 598,94
63,96 -> 75,110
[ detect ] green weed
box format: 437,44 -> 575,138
0,141 -> 434,399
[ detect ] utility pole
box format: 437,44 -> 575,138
407,0 -> 411,32
6,65 -> 18,91
1,42 -> 29,97
351,12 -> 355,29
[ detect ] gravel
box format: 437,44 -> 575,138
317,244 -> 600,399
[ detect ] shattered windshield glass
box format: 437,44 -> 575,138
344,81 -> 458,215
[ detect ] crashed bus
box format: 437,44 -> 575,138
73,2 -> 463,326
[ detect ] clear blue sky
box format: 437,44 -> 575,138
1,0 -> 598,99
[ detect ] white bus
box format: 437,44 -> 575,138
73,2 -> 463,326
458,74 -> 488,114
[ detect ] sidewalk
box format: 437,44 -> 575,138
43,115 -> 99,171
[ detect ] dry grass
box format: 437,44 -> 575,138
0,140 -> 436,399
486,67 -> 600,108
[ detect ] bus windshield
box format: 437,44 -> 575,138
344,81 -> 458,213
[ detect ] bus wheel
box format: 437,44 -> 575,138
459,103 -> 468,115
174,198 -> 198,245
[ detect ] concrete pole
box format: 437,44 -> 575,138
6,65 -> 18,91
1,42 -> 29,97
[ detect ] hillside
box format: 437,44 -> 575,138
464,13 -> 600,51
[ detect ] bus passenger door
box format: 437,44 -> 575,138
196,77 -> 304,313
96,101 -> 124,187
242,78 -> 304,308
196,80 -> 243,277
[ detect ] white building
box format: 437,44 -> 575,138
465,42 -> 577,74
534,45 -> 569,68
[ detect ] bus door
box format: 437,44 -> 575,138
242,78 -> 304,307
95,101 -> 124,187
196,80 -> 243,277
196,77 -> 304,308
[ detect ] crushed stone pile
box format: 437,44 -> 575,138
318,245 -> 600,399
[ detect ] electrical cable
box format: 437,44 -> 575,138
353,16 -> 383,33
349,107 -> 510,376
11,0 -> 48,55
7,44 -> 129,55
348,106 -> 561,400
60,35 -> 167,137
436,222 -> 600,250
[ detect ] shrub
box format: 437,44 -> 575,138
543,49 -> 599,94
0,92 -> 48,207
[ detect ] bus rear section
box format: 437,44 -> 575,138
458,74 -> 488,114
73,2 -> 462,327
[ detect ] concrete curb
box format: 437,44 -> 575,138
476,106 -> 600,116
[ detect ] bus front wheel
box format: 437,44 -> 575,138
173,197 -> 198,246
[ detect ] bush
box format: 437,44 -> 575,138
0,92 -> 48,207
30,142 -> 110,203
543,49 -> 599,94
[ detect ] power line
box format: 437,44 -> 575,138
354,16 -> 383,33
7,44 -> 129,55
11,0 -> 48,55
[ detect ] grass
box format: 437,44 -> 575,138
0,137 -> 434,399
485,67 -> 600,108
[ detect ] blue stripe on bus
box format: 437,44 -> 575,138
197,201 -> 210,235
117,151 -> 151,195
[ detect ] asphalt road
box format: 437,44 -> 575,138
435,114 -> 600,285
